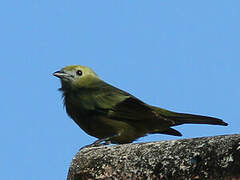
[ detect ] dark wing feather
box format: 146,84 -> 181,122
108,96 -> 158,121
92,81 -> 159,121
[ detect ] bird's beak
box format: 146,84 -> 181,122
53,71 -> 67,79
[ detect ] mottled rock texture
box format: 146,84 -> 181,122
67,134 -> 240,180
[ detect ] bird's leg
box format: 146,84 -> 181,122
79,139 -> 109,149
80,134 -> 119,149
91,138 -> 106,145
79,141 -> 103,150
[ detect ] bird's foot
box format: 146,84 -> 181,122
80,138 -> 111,150
80,134 -> 119,149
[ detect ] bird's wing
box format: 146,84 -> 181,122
92,81 -> 161,122
88,81 -> 227,127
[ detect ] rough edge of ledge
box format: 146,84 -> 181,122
67,134 -> 240,180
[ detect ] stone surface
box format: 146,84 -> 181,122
67,134 -> 240,180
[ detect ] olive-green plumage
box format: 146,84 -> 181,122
53,65 -> 228,144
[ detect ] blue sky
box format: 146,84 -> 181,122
1,1 -> 239,179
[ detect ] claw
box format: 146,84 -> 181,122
80,134 -> 119,149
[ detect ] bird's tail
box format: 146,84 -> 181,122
151,106 -> 228,126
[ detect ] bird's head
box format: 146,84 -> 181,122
53,65 -> 100,90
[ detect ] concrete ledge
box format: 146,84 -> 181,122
67,134 -> 240,180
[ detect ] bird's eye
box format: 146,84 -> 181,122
76,70 -> 83,76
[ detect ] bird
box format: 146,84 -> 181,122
53,65 -> 228,145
